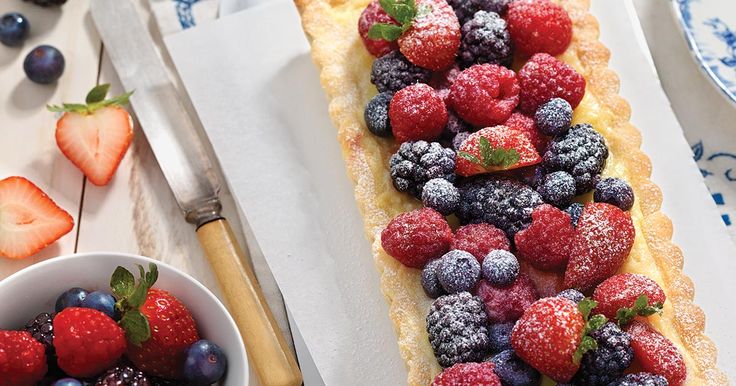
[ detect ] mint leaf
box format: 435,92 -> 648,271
615,295 -> 663,326
572,297 -> 608,364
110,266 -> 135,299
463,136 -> 521,170
368,23 -> 404,41
120,309 -> 151,346
588,314 -> 607,331
458,151 -> 481,165
86,83 -> 110,104
379,0 -> 417,24
479,137 -> 493,168
578,298 -> 598,320
573,335 -> 598,363
500,149 -> 520,168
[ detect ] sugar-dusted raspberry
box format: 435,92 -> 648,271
449,64 -> 519,127
458,11 -> 513,68
371,51 -> 431,93
503,112 -> 548,153
399,0 -> 461,71
432,362 -> 501,386
506,0 -> 572,57
358,0 -> 399,57
520,259 -> 565,297
381,208 -> 453,268
514,204 -> 575,271
390,83 -> 448,142
518,53 -> 585,114
475,274 -> 538,323
451,223 -> 510,262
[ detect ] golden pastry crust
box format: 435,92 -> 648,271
294,0 -> 727,384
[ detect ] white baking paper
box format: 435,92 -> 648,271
165,0 -> 736,383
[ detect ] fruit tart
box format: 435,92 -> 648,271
295,0 -> 727,384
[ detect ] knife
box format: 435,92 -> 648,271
89,1 -> 303,385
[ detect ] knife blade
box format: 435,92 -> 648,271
90,1 -> 302,385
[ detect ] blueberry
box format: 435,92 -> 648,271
481,250 -> 519,287
55,287 -> 88,312
557,288 -> 585,304
564,202 -> 584,228
51,379 -> 83,386
436,250 -> 481,294
534,97 -> 572,136
421,178 -> 460,215
0,13 -> 30,46
594,177 -> 635,211
24,45 -> 65,84
490,349 -> 541,386
488,322 -> 514,353
183,340 -> 228,385
80,290 -> 116,318
537,171 -> 576,207
421,258 -> 446,299
364,92 -> 393,137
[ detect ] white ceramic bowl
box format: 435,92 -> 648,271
0,252 -> 248,385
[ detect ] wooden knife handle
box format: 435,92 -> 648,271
196,218 -> 303,386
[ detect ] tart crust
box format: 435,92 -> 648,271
294,0 -> 727,384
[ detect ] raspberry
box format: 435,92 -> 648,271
481,250 -> 519,287
557,288 -> 584,304
594,177 -> 635,211
389,141 -> 456,197
422,258 -> 446,298
381,208 -> 453,268
609,373 -> 669,386
364,91 -> 393,137
432,362 -> 500,386
542,123 -> 608,195
390,83 -> 448,142
474,274 -> 538,323
488,322 -> 514,353
458,11 -> 512,68
518,53 -> 586,114
503,112 -> 548,153
358,0 -> 399,57
371,51 -> 431,93
506,0 -> 572,56
536,170 -> 576,208
489,349 -> 541,386
449,64 -> 519,127
422,178 -> 460,215
573,322 -> 634,386
451,223 -> 510,262
534,97 -> 572,136
437,249 -> 482,293
0,330 -> 47,385
593,273 -> 666,321
427,292 -> 491,367
447,0 -> 514,24
625,321 -> 687,386
399,0 -> 461,71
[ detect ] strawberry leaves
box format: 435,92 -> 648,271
573,298 -> 608,363
48,84 -> 134,115
368,0 -> 417,41
110,263 -> 158,346
615,295 -> 663,326
458,136 -> 521,169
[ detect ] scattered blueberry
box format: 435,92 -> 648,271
563,202 -> 584,227
0,13 -> 30,47
489,349 -> 541,386
536,170 -> 576,207
422,178 -> 460,215
51,379 -> 83,386
594,177 -> 635,211
481,250 -> 519,287
488,322 -> 514,353
183,340 -> 228,386
24,45 -> 65,84
80,290 -> 116,319
364,92 -> 393,137
534,97 -> 572,136
556,288 -> 585,304
421,258 -> 446,299
436,250 -> 481,294
55,287 -> 88,313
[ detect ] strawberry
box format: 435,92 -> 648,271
0,330 -> 47,386
0,176 -> 73,259
514,204 -> 575,271
593,273 -> 666,323
359,0 -> 399,57
48,84 -> 134,186
53,307 -> 126,378
626,320 -> 687,386
456,126 -> 541,177
564,203 -> 635,291
503,112 -> 548,153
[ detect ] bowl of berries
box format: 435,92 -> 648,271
0,252 -> 248,386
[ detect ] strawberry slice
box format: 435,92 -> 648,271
456,125 -> 541,177
592,273 -> 666,322
626,320 -> 687,386
564,202 -> 635,290
0,176 -> 74,259
49,84 -> 134,186
514,204 -> 575,271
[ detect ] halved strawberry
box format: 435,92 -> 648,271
564,203 -> 635,290
456,125 -> 541,177
49,84 -> 134,186
593,273 -> 666,322
626,320 -> 687,386
0,176 -> 74,259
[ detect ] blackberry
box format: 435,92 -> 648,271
452,131 -> 471,151
370,51 -> 431,93
422,258 -> 447,299
437,250 -> 481,294
364,92 -> 393,137
594,177 -> 635,211
489,349 -> 540,386
488,322 -> 514,352
456,176 -> 543,237
564,202 -> 584,227
448,0 -> 515,24
95,365 -> 151,386
442,111 -> 472,142
536,170 -> 576,207
422,178 -> 460,215
534,98 -> 572,136
23,0 -> 66,6
459,11 -> 513,68
481,250 -> 519,287
389,141 -> 456,198
573,322 -> 633,386
24,312 -> 54,355
608,372 -> 669,386
542,123 -> 608,194
556,288 -> 584,304
427,292 -> 491,367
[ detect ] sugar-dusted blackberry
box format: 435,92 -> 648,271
23,0 -> 67,6
370,51 -> 431,93
364,92 -> 393,137
389,141 -> 456,197
437,250 -> 481,294
456,176 -> 543,237
564,202 -> 584,227
556,288 -> 584,304
489,349 -> 541,386
458,11 -> 513,68
422,178 -> 460,215
422,258 -> 447,299
427,292 -> 491,367
448,0 -> 515,24
24,312 -> 54,355
442,111 -> 472,142
608,372 -> 669,386
542,123 -> 608,195
452,131 -> 471,151
481,250 -> 519,287
95,365 -> 151,386
594,177 -> 635,211
537,170 -> 576,207
573,322 -> 634,386
535,97 -> 572,136
488,322 -> 514,352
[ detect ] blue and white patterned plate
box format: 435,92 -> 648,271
672,0 -> 736,106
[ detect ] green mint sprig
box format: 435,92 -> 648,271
573,298 -> 608,363
47,83 -> 134,115
110,263 -> 158,346
367,0 -> 418,41
458,136 -> 521,170
615,295 -> 663,326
